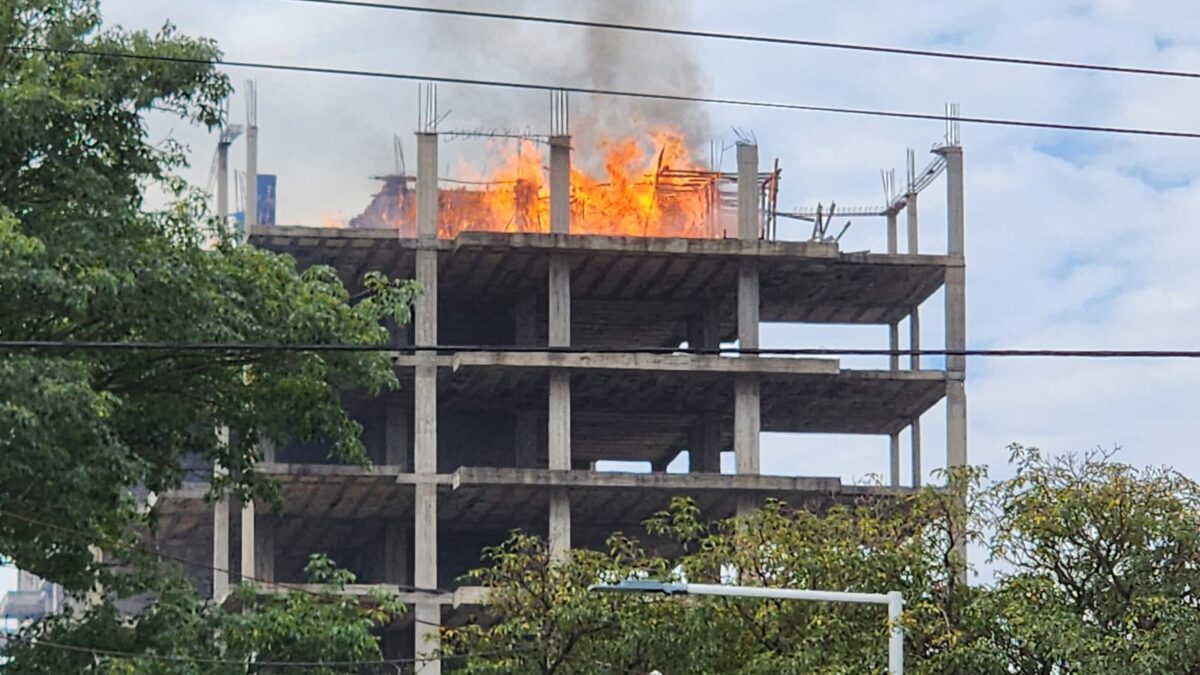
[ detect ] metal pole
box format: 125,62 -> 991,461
887,590 -> 904,675
683,583 -> 904,674
686,583 -> 888,605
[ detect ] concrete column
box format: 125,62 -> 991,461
886,210 -> 898,257
549,136 -> 570,235
734,144 -> 761,497
888,320 -> 901,487
548,135 -> 571,530
211,430 -> 230,602
217,140 -> 230,231
736,143 -> 760,241
905,192 -> 922,487
942,145 -> 968,579
547,138 -> 572,560
245,123 -> 257,238
549,271 -> 573,557
212,485 -> 229,602
414,131 -> 441,675
943,147 -> 967,469
240,499 -> 255,584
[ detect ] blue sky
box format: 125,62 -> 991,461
6,0 -> 1200,596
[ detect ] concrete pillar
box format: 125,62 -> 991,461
942,145 -> 968,579
212,492 -> 229,601
547,283 -> 571,560
943,146 -> 967,468
889,319 -> 901,487
240,498 -> 255,584
217,140 -> 230,230
906,192 -> 922,487
548,136 -> 572,561
734,144 -> 761,495
211,430 -> 230,602
245,122 -> 257,238
549,136 -> 570,235
414,131 -> 441,675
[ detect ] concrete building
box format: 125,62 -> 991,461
0,571 -> 65,629
156,127 -> 966,672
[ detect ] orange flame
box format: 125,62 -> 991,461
413,128 -> 724,238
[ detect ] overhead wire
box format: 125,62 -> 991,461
5,44 -> 1200,139
281,0 -> 1200,83
2,340 -> 1200,359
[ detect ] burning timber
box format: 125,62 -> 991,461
347,136 -> 781,239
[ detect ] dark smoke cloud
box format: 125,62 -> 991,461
415,0 -> 713,164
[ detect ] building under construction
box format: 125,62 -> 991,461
156,104 -> 967,672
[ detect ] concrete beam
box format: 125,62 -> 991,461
451,467 -> 849,493
446,351 -> 839,375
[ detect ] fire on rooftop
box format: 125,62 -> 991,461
342,128 -> 781,239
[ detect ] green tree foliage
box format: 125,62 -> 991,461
445,450 -> 1200,674
2,555 -> 405,674
0,0 -> 417,592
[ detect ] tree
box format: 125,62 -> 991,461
945,446 -> 1200,674
1,555 -> 405,674
444,450 -> 1200,674
443,480 -> 976,674
0,0 -> 416,593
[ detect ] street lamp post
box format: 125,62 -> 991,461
589,580 -> 905,675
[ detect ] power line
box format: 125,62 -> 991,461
3,340 -> 1200,359
284,0 -> 1200,82
7,44 -> 1200,140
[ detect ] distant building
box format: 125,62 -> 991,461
0,571 -> 64,623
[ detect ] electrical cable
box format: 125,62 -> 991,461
5,44 -> 1200,139
281,0 -> 1200,83
2,340 -> 1200,359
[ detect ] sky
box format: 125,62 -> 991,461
7,0 -> 1200,598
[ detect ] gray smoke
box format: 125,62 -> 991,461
415,0 -> 714,167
